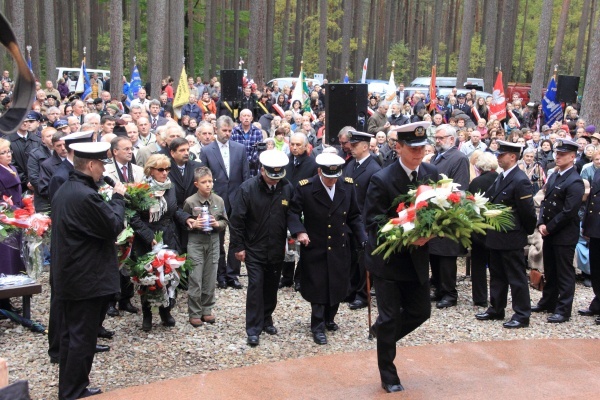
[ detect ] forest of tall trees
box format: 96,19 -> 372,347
1,0 -> 598,101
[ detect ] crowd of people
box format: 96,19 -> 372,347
0,68 -> 599,397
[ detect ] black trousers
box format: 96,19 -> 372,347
280,260 -> 301,285
470,241 -> 489,305
48,285 -> 62,360
348,244 -> 367,303
488,249 -> 531,322
537,243 -> 576,317
217,229 -> 241,284
58,295 -> 111,400
588,237 -> 600,312
310,303 -> 339,333
246,260 -> 283,336
118,272 -> 134,307
373,276 -> 430,385
429,254 -> 458,301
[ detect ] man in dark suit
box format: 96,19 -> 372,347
533,139 -> 584,323
344,130 -> 381,310
8,112 -> 42,192
364,121 -> 439,393
148,100 -> 168,131
429,124 -> 470,308
199,115 -> 249,289
38,131 -> 68,206
279,132 -> 318,289
27,127 -> 54,213
581,166 -> 600,323
288,152 -> 367,346
48,131 -> 94,202
475,141 -> 537,328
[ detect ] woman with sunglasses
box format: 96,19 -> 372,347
130,154 -> 194,331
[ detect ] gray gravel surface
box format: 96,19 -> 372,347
1,260 -> 599,399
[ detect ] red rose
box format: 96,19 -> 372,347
448,193 -> 461,203
396,202 -> 405,213
406,207 -> 416,222
149,286 -> 156,291
416,201 -> 428,210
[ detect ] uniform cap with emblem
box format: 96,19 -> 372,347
62,130 -> 94,150
496,139 -> 524,155
554,138 -> 579,153
259,149 -> 289,180
70,142 -> 111,164
46,94 -> 58,101
315,152 -> 346,178
541,124 -> 551,132
53,119 -> 69,129
24,110 -> 41,121
347,130 -> 374,144
388,121 -> 431,147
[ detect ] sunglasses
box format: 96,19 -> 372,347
152,167 -> 171,172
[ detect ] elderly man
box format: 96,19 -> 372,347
460,131 -> 487,157
368,100 -> 391,135
231,108 -> 263,177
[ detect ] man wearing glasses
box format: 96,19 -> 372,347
368,100 -> 392,135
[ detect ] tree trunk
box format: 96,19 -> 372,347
580,11 -> 600,127
43,0 -> 57,82
204,0 -> 212,79
77,0 -> 91,66
209,0 -> 217,77
109,0 -> 123,101
248,0 -> 267,87
129,0 -> 138,73
431,0 -> 443,66
150,0 -> 166,100
573,0 -> 591,76
24,0 -> 40,79
220,0 -> 227,70
456,0 -> 476,88
318,0 -> 327,76
90,0 -> 100,67
233,0 -> 240,69
9,0 -> 24,78
584,0 -> 597,85
483,0 -> 498,90
265,0 -> 275,79
354,0 -> 365,79
169,0 -> 185,88
292,0 -> 302,73
550,0 -> 571,72
530,0 -> 554,103
279,0 -> 291,76
500,0 -> 519,86
410,1 -> 420,80
340,0 -> 353,81
444,0 -> 454,75
493,0 -> 504,75
516,0 -> 530,82
366,0 -> 377,79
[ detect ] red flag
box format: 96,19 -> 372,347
489,72 -> 506,121
428,65 -> 437,112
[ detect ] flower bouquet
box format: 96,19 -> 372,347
124,182 -> 158,219
116,226 -> 135,269
124,232 -> 191,307
373,175 -> 514,260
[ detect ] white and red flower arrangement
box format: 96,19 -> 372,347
373,175 -> 513,259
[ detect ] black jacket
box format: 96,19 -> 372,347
284,152 -> 318,188
27,145 -> 52,212
344,155 -> 382,214
48,159 -> 74,203
51,170 -> 125,300
583,168 -> 600,239
8,131 -> 41,191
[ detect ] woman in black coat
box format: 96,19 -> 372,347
468,152 -> 499,307
130,154 -> 193,331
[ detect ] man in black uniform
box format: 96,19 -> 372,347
279,132 -> 318,290
581,165 -> 600,323
364,121 -> 439,393
52,142 -> 126,399
533,139 -> 584,323
48,131 -> 94,202
38,131 -> 68,208
344,130 -> 381,310
7,111 -> 41,191
229,150 -> 293,347
288,153 -> 367,345
475,141 -> 537,328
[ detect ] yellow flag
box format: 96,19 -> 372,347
173,66 -> 190,109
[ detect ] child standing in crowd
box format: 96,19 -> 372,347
183,167 -> 229,327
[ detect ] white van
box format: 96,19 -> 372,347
410,76 -> 485,91
56,67 -> 111,93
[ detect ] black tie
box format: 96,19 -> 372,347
354,162 -> 360,171
411,171 -> 418,182
151,118 -> 157,129
495,174 -> 504,193
294,157 -> 299,167
179,166 -> 185,176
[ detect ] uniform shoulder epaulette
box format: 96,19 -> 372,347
344,177 -> 353,184
299,179 -> 309,186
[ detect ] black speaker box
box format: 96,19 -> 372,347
556,75 -> 580,103
220,69 -> 244,102
325,83 -> 368,146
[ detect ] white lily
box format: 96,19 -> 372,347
471,192 -> 489,215
402,222 -> 415,232
483,209 -> 503,218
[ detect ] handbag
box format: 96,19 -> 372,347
529,269 -> 545,291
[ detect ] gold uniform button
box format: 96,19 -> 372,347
343,212 -> 347,215
342,233 -> 345,236
328,236 -> 331,239
342,222 -> 345,225
328,225 -> 331,228
328,247 -> 331,250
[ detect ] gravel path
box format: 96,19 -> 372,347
2,260 -> 599,399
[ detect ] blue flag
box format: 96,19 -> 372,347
75,59 -> 92,100
343,72 -> 349,83
27,56 -> 32,73
127,65 -> 142,107
542,77 -> 562,127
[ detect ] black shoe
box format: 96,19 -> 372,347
217,280 -> 227,289
106,305 -> 119,317
547,313 -> 569,323
430,294 -> 442,302
531,305 -> 552,313
142,307 -> 152,331
98,327 -> 115,339
79,387 -> 103,398
95,344 -> 110,353
583,278 -> 592,288
278,280 -> 292,289
436,299 -> 457,309
503,319 -> 529,329
349,299 -> 368,310
159,307 -> 176,327
294,282 -> 301,292
313,332 -> 327,345
381,381 -> 405,393
247,335 -> 259,346
475,311 -> 505,321
474,301 -> 488,307
578,308 -> 600,317
369,324 -> 377,339
264,325 -> 278,335
595,316 -> 600,325
228,279 -> 243,289
370,288 -> 376,297
325,321 -> 339,331
119,301 -> 139,314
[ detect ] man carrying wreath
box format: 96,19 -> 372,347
364,121 -> 439,393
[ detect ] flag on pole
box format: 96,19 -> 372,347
75,59 -> 91,100
173,65 -> 190,110
127,65 -> 142,107
542,77 -> 562,127
385,69 -> 396,102
27,55 -> 32,73
489,71 -> 506,121
428,64 -> 437,112
290,67 -> 310,112
343,70 -> 349,83
361,58 -> 368,83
